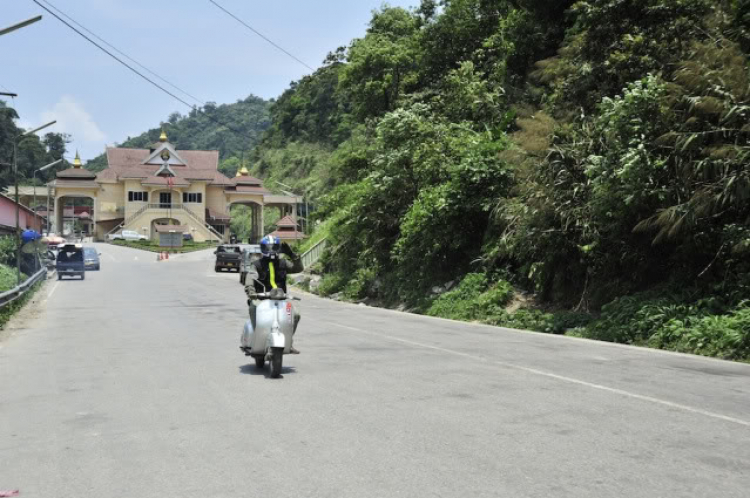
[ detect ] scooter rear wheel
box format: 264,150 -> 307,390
269,348 -> 283,378
254,356 -> 265,369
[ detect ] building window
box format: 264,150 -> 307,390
128,191 -> 148,202
183,192 -> 203,203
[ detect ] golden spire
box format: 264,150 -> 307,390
239,164 -> 249,176
159,126 -> 168,142
235,169 -> 242,178
73,150 -> 82,168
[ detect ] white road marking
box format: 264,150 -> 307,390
47,281 -> 60,299
331,323 -> 750,428
106,253 -> 118,262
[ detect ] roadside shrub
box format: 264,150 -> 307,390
317,273 -> 347,297
0,264 -> 22,293
0,237 -> 15,267
427,273 -> 513,321
342,266 -> 378,301
486,308 -> 556,333
648,301 -> 750,360
581,291 -> 750,360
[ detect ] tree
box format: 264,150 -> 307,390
339,7 -> 421,120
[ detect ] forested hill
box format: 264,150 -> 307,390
85,95 -> 271,174
248,0 -> 750,360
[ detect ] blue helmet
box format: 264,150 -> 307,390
260,235 -> 281,258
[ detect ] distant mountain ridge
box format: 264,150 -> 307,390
85,95 -> 271,177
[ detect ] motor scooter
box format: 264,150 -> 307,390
240,285 -> 300,378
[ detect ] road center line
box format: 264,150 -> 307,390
331,323 -> 750,428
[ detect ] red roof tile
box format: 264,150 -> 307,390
232,176 -> 264,186
229,186 -> 271,194
56,168 -> 97,179
99,147 -> 233,186
275,215 -> 298,227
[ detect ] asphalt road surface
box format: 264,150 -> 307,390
1,243 -> 749,497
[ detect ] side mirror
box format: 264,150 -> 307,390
213,251 -> 217,255
98,253 -> 102,256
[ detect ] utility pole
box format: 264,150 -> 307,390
0,16 -> 42,37
14,121 -> 57,284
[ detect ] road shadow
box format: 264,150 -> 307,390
239,363 -> 297,378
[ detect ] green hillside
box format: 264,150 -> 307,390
249,0 -> 750,360
0,101 -> 70,196
85,95 -> 271,176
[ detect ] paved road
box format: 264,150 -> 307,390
1,243 -> 749,497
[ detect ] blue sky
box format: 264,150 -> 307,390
1,0 -> 416,162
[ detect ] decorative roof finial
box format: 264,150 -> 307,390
73,150 -> 82,168
159,126 -> 168,142
239,164 -> 249,176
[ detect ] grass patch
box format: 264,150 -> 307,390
0,265 -> 24,293
297,217 -> 334,254
112,239 -> 218,253
0,263 -> 40,329
427,273 -> 514,321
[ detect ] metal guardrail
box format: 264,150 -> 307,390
0,268 -> 47,309
301,238 -> 327,269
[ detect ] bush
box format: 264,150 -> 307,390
486,308 -> 556,333
0,237 -> 15,267
581,291 -> 750,360
317,273 -> 348,297
648,302 -> 750,360
427,273 -> 514,321
0,264 -> 22,293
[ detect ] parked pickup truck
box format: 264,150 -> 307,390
214,244 -> 243,272
56,243 -> 85,280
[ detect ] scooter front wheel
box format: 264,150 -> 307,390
269,348 -> 284,378
254,356 -> 265,369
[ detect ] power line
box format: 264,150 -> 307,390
31,0 -> 197,110
208,0 -> 315,72
36,0 -> 205,106
30,0 -> 249,137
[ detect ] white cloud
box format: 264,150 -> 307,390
40,95 -> 107,143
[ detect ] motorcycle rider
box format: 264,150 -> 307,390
245,235 -> 304,353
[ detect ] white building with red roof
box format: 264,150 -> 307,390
51,130 -> 299,243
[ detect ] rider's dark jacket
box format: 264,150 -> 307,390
249,255 -> 303,293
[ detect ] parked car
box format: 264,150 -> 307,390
214,244 -> 243,272
56,244 -> 85,280
108,230 -> 148,241
83,247 -> 101,271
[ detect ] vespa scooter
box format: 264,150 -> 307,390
240,286 -> 300,378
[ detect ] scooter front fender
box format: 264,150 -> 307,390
268,330 -> 286,349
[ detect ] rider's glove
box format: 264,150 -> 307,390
281,242 -> 297,258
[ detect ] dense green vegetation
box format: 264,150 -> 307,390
0,101 -> 71,199
85,96 -> 271,175
248,0 -> 750,360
